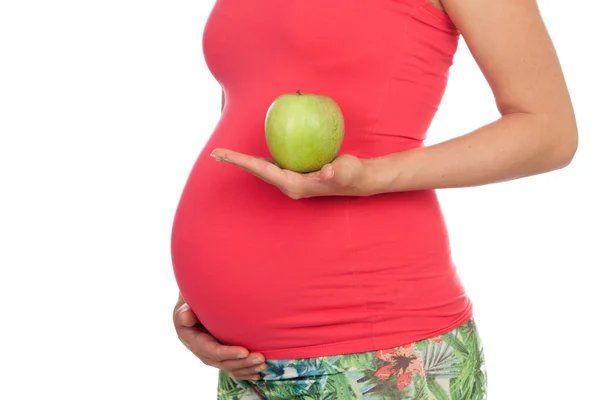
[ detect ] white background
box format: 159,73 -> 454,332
1,1 -> 598,399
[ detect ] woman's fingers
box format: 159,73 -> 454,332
220,352 -> 267,378
172,294 -> 266,381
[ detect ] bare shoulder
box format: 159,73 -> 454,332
428,0 -> 446,13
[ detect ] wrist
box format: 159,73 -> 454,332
357,156 -> 398,196
358,150 -> 421,195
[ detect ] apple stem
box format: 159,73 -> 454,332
296,89 -> 302,96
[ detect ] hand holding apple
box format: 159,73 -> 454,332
211,90 -> 372,199
210,149 -> 367,199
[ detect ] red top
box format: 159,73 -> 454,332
171,0 -> 472,360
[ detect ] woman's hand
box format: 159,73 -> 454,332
210,148 -> 369,199
173,294 -> 267,380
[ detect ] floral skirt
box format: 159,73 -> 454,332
217,318 -> 487,399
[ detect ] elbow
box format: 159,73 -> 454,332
548,118 -> 578,170
558,133 -> 578,168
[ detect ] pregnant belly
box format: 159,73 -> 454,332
170,151 -> 462,358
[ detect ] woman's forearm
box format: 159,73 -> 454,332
360,112 -> 578,195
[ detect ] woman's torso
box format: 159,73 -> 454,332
171,0 -> 472,359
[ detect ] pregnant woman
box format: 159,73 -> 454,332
171,0 -> 577,398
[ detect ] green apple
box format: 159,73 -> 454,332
265,90 -> 345,173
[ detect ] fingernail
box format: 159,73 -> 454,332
255,365 -> 266,372
252,358 -> 264,365
176,303 -> 190,315
210,152 -> 224,162
237,353 -> 248,359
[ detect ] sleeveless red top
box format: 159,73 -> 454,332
171,0 -> 472,360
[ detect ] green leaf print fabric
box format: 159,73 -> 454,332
217,319 -> 487,399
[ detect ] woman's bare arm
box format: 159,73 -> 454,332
357,0 -> 577,194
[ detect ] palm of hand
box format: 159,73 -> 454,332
210,149 -> 365,199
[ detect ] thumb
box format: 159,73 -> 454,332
176,303 -> 198,327
319,163 -> 335,180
